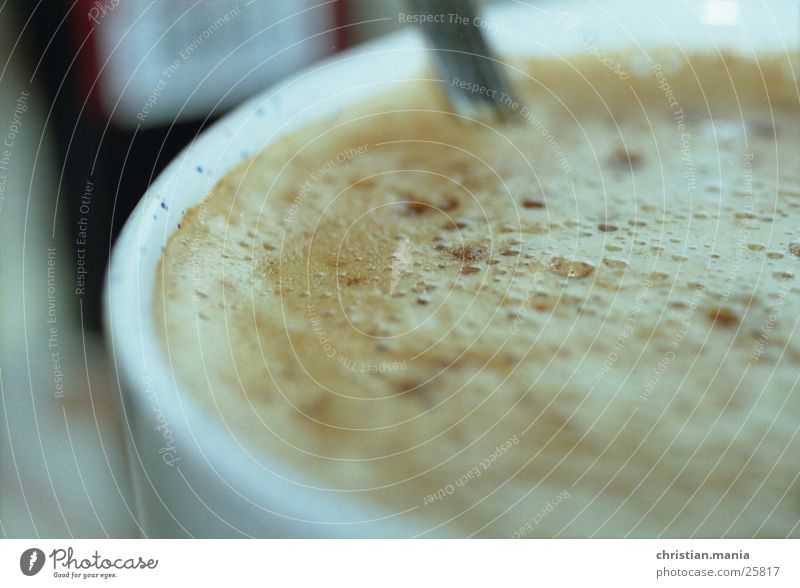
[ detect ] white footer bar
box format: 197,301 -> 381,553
1,539 -> 797,587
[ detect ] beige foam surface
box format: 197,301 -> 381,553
156,50 -> 800,537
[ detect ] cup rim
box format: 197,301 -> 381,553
104,0 -> 799,537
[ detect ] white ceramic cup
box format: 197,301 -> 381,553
106,0 -> 798,537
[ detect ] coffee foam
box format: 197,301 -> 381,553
156,50 -> 800,537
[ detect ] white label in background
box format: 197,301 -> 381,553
94,0 -> 335,128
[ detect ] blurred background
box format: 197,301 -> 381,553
0,0 -> 498,538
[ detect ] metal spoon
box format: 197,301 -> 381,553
406,0 -> 518,119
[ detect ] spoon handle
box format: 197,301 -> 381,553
406,0 -> 517,118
